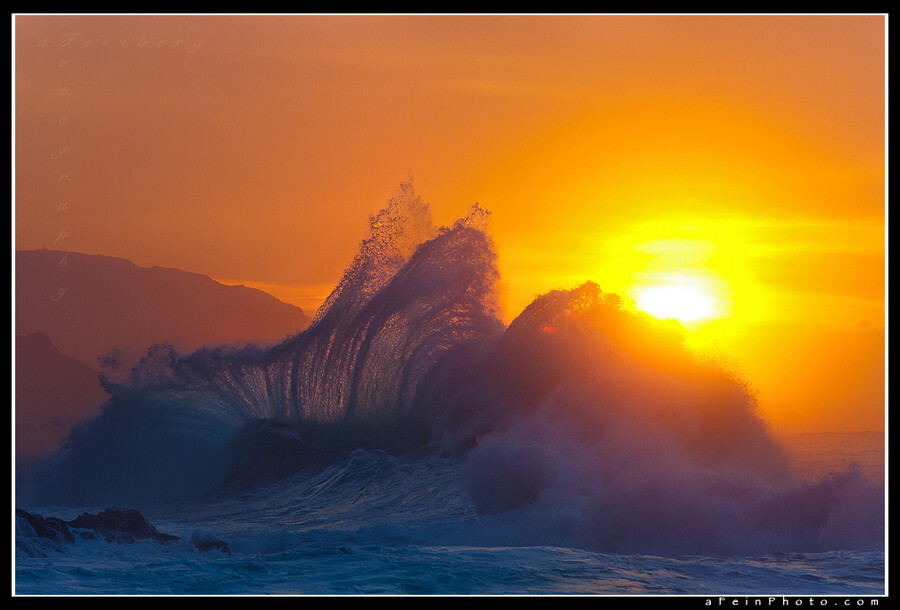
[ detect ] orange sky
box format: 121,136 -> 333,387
13,14 -> 886,434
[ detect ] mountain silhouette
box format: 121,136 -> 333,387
15,332 -> 109,460
14,249 -> 312,459
15,249 -> 311,370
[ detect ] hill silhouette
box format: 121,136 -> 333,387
15,249 -> 311,370
15,331 -> 110,460
14,249 -> 312,459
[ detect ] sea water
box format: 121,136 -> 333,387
14,184 -> 886,596
14,432 -> 885,596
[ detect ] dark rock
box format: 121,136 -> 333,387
195,539 -> 231,555
16,508 -> 75,544
17,507 -> 182,557
191,530 -> 231,555
68,508 -> 180,544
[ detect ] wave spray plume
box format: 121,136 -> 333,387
20,181 -> 883,557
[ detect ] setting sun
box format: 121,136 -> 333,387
597,232 -> 737,327
634,282 -> 720,323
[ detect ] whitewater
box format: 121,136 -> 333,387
14,183 -> 885,596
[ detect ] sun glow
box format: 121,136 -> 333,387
634,281 -> 721,323
599,228 -> 745,329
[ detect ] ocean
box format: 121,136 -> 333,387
14,185 -> 886,597
15,432 -> 885,596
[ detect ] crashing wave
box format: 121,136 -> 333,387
18,181 -> 884,557
23,182 -> 503,505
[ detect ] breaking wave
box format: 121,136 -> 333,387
18,181 -> 884,557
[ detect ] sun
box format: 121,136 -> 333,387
633,282 -> 720,324
598,230 -> 738,327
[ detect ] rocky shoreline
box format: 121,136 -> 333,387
15,507 -> 229,557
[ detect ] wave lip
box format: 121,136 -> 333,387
18,182 -> 884,559
23,183 -> 504,505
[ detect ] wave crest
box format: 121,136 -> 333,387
23,183 -> 503,505
18,183 -> 884,557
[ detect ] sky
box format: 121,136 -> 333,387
13,14 -> 886,434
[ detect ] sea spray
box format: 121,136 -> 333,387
22,182 -> 504,505
448,283 -> 883,555
17,182 -> 884,559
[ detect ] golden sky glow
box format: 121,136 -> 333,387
13,14 -> 885,434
